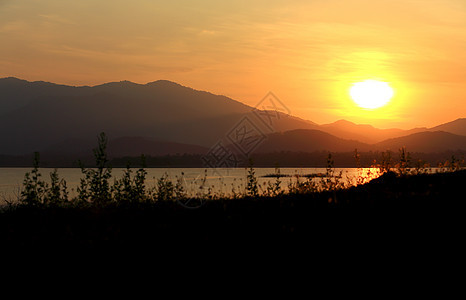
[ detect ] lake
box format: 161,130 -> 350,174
0,167 -> 380,204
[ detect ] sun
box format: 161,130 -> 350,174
350,80 -> 394,109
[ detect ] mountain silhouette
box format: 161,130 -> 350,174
256,129 -> 371,153
41,136 -> 209,157
106,137 -> 208,157
320,119 -> 427,143
255,129 -> 466,153
0,78 -> 317,155
374,131 -> 466,152
429,118 -> 466,136
1,77 -> 465,156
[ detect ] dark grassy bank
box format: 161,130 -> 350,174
2,169 -> 465,252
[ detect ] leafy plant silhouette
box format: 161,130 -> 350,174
20,152 -> 68,207
246,159 -> 258,197
112,155 -> 148,204
77,132 -> 112,205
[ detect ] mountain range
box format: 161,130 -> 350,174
1,77 -> 465,158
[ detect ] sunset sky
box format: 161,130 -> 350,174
1,0 -> 465,129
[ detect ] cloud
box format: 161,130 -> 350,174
37,14 -> 77,25
1,0 -> 465,128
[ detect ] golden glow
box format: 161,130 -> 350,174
349,80 -> 394,109
0,1 -> 465,128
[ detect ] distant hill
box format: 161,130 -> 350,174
39,129 -> 466,160
256,129 -> 371,153
0,78 -> 316,155
429,118 -> 466,137
0,77 -> 82,114
106,137 -> 208,157
254,129 -> 466,154
319,118 -> 466,144
320,119 -> 426,143
1,77 -> 465,156
41,136 -> 209,158
374,131 -> 466,152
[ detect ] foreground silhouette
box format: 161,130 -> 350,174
2,133 -> 464,253
2,169 -> 465,252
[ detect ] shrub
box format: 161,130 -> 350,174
156,172 -> 175,201
112,156 -> 148,204
265,167 -> 284,197
246,160 -> 258,197
77,132 -> 112,205
20,152 -> 68,207
20,152 -> 47,206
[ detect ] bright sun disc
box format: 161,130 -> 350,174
350,80 -> 394,109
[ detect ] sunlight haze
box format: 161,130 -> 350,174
1,0 -> 465,129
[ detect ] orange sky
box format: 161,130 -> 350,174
1,0 -> 465,129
